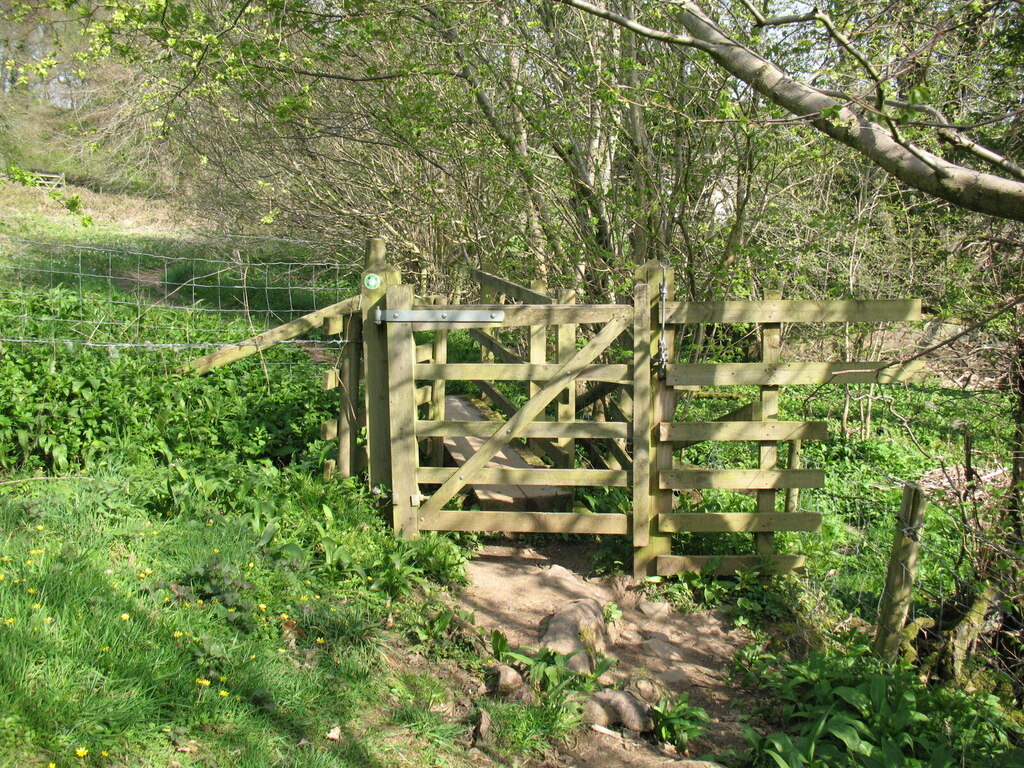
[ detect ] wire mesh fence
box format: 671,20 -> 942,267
0,230 -> 364,355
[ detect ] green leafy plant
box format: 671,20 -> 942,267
650,693 -> 710,752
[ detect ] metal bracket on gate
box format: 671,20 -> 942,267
374,307 -> 504,325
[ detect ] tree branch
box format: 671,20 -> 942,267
555,0 -> 1024,222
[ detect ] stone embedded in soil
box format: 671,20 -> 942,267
582,689 -> 654,732
654,667 -> 691,686
638,600 -> 672,618
642,636 -> 685,661
631,678 -> 664,704
486,664 -> 524,694
540,597 -> 608,673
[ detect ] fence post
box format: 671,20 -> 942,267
427,295 -> 447,467
873,483 -> 927,662
557,288 -> 577,479
633,260 -> 675,578
337,313 -> 362,477
385,283 -> 420,539
529,279 -> 548,460
756,289 -> 782,558
361,238 -> 400,489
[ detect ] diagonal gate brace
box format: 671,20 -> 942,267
418,316 -> 629,518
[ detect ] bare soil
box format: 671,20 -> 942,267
455,542 -> 752,767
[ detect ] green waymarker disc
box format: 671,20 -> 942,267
363,273 -> 381,290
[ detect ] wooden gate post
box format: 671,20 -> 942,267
757,289 -> 783,558
361,238 -> 401,489
873,483 -> 927,662
633,260 -> 675,578
385,283 -> 420,539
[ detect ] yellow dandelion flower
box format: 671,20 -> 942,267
278,613 -> 290,620
35,525 -> 44,531
258,604 -> 267,612
219,689 -> 229,697
75,747 -> 88,757
247,562 -> 254,568
25,560 -> 33,566
249,654 -> 256,660
4,618 -> 14,624
172,631 -> 184,638
304,580 -> 311,585
277,648 -> 286,654
0,574 -> 5,581
196,678 -> 211,686
299,596 -> 309,602
27,588 -> 36,594
101,646 -> 109,652
218,675 -> 227,681
43,617 -> 52,624
31,603 -> 41,610
101,751 -> 109,757
48,763 -> 56,768
316,637 -> 325,644
196,599 -> 204,605
212,548 -> 220,554
119,613 -> 130,621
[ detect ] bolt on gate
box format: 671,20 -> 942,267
188,238 -> 925,579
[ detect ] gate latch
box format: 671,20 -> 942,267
374,308 -> 504,325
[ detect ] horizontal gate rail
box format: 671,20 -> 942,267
414,362 -> 631,383
666,360 -> 927,387
419,511 -> 628,535
664,298 -> 923,324
417,467 -> 630,487
660,468 -> 825,490
416,420 -> 631,439
408,303 -> 628,328
659,421 -> 827,442
658,512 -> 822,533
657,555 -> 807,576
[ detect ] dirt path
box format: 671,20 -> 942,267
455,543 -> 751,767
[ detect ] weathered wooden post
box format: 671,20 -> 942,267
633,260 -> 675,578
385,283 -> 420,539
873,483 -> 927,662
427,295 -> 447,468
557,288 -> 577,509
321,311 -> 362,480
361,238 -> 400,489
756,289 -> 783,559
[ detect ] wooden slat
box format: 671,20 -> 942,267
633,281 -> 652,548
323,368 -> 340,391
416,420 -> 631,439
415,363 -> 631,383
666,360 -> 927,387
468,328 -> 526,364
660,421 -> 827,443
414,385 -> 432,406
321,419 -> 338,441
657,554 -> 806,576
415,343 -> 434,363
468,268 -> 554,305
184,294 -> 361,374
476,380 -> 518,418
658,512 -> 822,533
419,510 -> 628,535
409,304 -> 629,329
664,299 -> 923,324
418,467 -> 630,487
386,284 -> 419,538
660,469 -> 824,490
556,288 -> 577,471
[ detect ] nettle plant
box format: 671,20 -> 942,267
739,644 -> 1023,768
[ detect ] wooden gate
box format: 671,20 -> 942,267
186,237 -> 926,579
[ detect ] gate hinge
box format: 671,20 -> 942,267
375,308 -> 504,325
